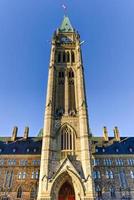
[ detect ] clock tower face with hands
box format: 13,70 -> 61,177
37,16 -> 95,200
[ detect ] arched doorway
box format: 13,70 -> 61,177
58,182 -> 75,200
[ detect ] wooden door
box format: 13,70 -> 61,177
58,182 -> 75,200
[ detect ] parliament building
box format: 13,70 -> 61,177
0,16 -> 134,200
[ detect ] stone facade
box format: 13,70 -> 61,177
0,16 -> 134,200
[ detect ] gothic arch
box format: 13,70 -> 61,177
50,170 -> 85,199
56,123 -> 77,138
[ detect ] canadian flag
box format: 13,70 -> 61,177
62,4 -> 67,10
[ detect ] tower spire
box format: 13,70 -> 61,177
59,15 -> 74,32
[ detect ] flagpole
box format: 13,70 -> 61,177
62,4 -> 67,16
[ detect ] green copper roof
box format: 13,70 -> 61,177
59,16 -> 74,32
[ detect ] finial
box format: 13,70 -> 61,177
24,127 -> 29,139
12,126 -> 18,141
114,126 -> 120,141
103,126 -> 109,142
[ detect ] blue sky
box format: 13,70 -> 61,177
0,0 -> 134,137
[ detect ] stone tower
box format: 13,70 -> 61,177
37,16 -> 95,200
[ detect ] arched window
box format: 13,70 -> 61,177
68,69 -> 74,78
130,171 -> 134,179
30,187 -> 37,200
22,172 -> 26,179
96,185 -> 102,198
106,170 -> 109,179
106,170 -> 114,179
66,51 -> 70,62
68,68 -> 76,114
110,187 -> 116,197
110,170 -> 114,179
17,186 -> 22,198
59,71 -> 64,78
71,51 -> 75,63
60,125 -> 75,158
57,52 -> 61,63
93,171 -> 101,179
61,126 -> 73,150
63,52 -> 66,63
119,170 -> 128,188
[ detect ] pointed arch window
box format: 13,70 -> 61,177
71,51 -> 75,63
63,52 -> 66,63
57,52 -> 61,63
119,170 -> 128,189
17,186 -> 22,198
68,69 -> 74,78
61,125 -> 75,158
59,71 -> 64,78
68,68 -> 76,113
30,187 -> 37,200
93,170 -> 101,179
66,51 -> 70,62
130,171 -> 134,179
110,187 -> 116,197
96,185 -> 102,198
106,170 -> 114,179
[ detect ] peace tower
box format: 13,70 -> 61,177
37,16 -> 95,200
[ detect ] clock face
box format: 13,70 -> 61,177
61,36 -> 72,43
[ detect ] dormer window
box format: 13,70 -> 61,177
116,148 -> 119,153
26,148 -> 30,153
13,148 -> 16,153
96,148 -> 98,153
33,148 -> 37,153
129,147 -> 133,152
102,148 -> 105,152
